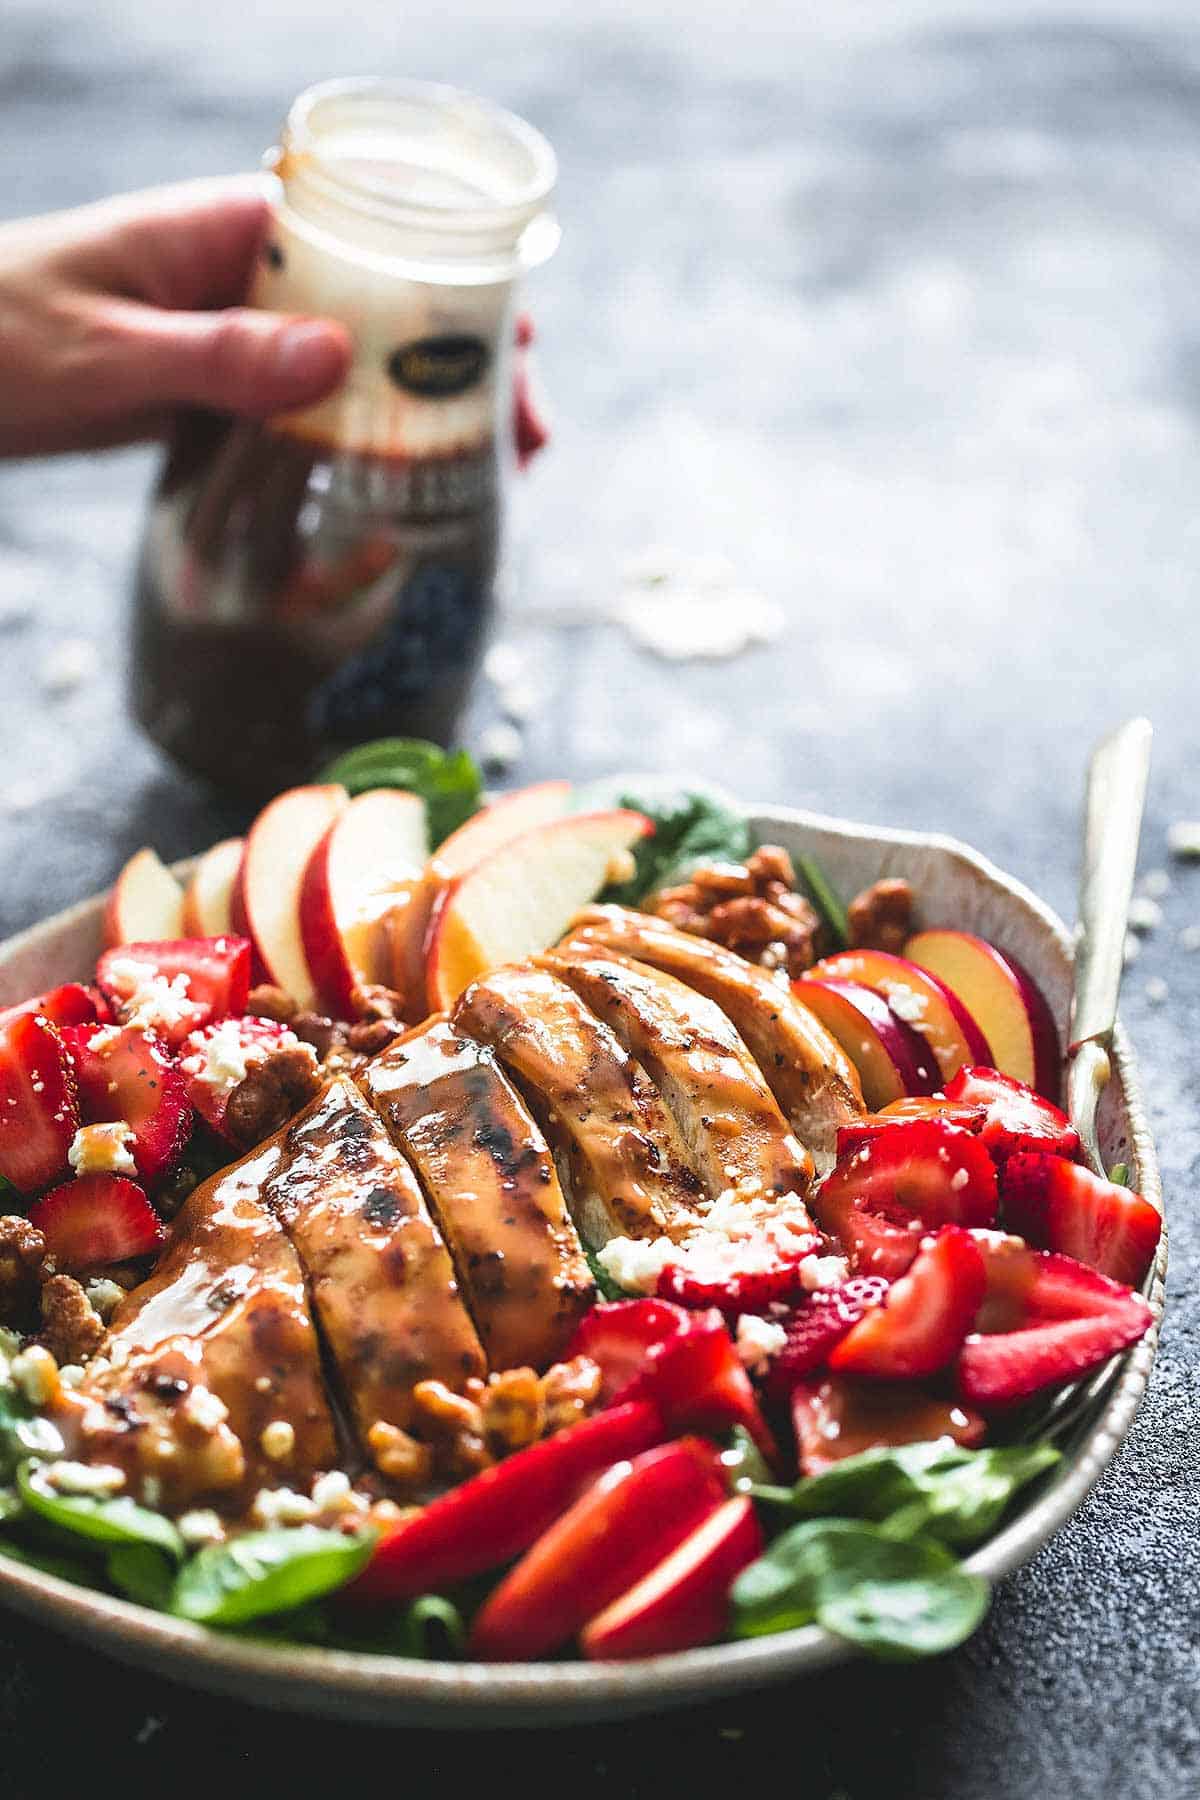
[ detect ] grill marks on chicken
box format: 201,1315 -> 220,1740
454,964 -> 706,1250
52,1134 -> 338,1510
543,950 -> 815,1205
263,1078 -> 486,1444
361,1020 -> 594,1370
565,906 -> 865,1164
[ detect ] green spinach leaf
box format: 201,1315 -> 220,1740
107,1543 -> 176,1610
597,790 -> 752,904
0,1535 -> 106,1587
17,1463 -> 184,1560
170,1525 -> 376,1627
722,1426 -> 775,1495
0,1390 -> 63,1481
585,1247 -> 630,1302
321,738 -> 482,845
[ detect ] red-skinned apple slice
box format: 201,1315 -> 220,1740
580,1495 -> 763,1661
299,790 -> 427,1015
792,978 -> 938,1108
391,780 -> 573,1013
424,809 -> 652,1012
806,949 -> 992,1081
181,838 -> 243,937
903,930 -> 1061,1099
231,785 -> 348,1007
102,849 -> 185,949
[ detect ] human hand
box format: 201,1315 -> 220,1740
0,176 -> 352,457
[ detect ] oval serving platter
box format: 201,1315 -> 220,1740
0,804 -> 1166,1727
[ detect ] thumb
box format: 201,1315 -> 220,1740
102,300 -> 353,418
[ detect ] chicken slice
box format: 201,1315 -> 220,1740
542,950 -> 814,1205
51,1132 -> 337,1512
453,964 -> 706,1249
362,1019 -> 594,1370
262,1076 -> 486,1443
564,905 -> 864,1164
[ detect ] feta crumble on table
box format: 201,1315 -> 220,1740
735,1313 -> 787,1372
68,1120 -> 136,1178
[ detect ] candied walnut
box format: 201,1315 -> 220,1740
480,1367 -> 544,1457
246,985 -> 298,1023
411,1379 -> 490,1477
39,1274 -> 105,1366
0,1215 -> 51,1329
223,1047 -> 322,1149
346,1018 -> 402,1056
541,1355 -> 603,1435
649,843 -> 821,978
290,1011 -> 339,1060
367,1419 -> 434,1490
354,984 -> 407,1025
846,878 -> 915,955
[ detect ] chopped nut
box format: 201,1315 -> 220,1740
367,1420 -> 434,1488
0,1215 -> 51,1329
480,1366 -> 544,1457
11,1343 -> 59,1406
246,985 -> 298,1022
290,1011 -> 339,1060
412,1379 -> 490,1476
40,1274 -> 105,1365
83,1277 -> 126,1323
346,1018 -> 401,1056
223,1046 -> 321,1148
540,1355 -> 603,1434
846,878 -> 915,955
650,845 -> 821,977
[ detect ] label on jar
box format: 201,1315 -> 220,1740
387,334 -> 490,398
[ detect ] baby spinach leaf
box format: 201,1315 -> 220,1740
597,790 -> 752,904
584,1247 -> 630,1302
17,1463 -> 184,1561
107,1543 -> 176,1610
170,1525 -> 376,1627
0,1390 -> 63,1481
722,1426 -> 775,1496
732,1517 -> 989,1659
394,1593 -> 467,1659
0,1535 -> 106,1588
320,738 -> 481,845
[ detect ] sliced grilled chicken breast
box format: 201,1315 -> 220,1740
564,906 -> 865,1163
263,1076 -> 486,1442
543,950 -> 814,1204
362,1019 -> 594,1370
53,1133 -> 337,1511
454,963 -> 705,1249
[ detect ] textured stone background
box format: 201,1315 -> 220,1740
0,3 -> 1196,1794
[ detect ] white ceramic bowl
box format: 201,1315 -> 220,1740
0,806 -> 1166,1725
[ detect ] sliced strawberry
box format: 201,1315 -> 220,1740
837,1097 -> 986,1160
617,1308 -> 780,1468
943,1066 -> 1080,1162
791,1373 -> 987,1476
565,1299 -> 692,1403
829,1225 -> 987,1380
0,1014 -> 79,1193
656,1211 -> 822,1316
0,984 -> 98,1032
969,1231 -> 1143,1330
1001,1153 -> 1161,1288
763,1276 -> 891,1398
29,1173 -> 164,1269
179,1016 -> 303,1140
62,1024 -> 191,1183
95,936 -> 252,1048
813,1117 -> 998,1278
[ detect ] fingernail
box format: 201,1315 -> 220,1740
273,321 -> 349,390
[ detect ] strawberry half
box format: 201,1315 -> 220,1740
791,1373 -> 987,1476
0,1013 -> 79,1193
95,936 -> 252,1048
29,1173 -> 165,1269
837,1097 -> 986,1159
564,1298 -> 693,1403
1001,1153 -> 1161,1288
813,1117 -> 999,1278
943,1066 -> 1080,1162
829,1225 -> 987,1380
763,1276 -> 891,1398
958,1232 -> 1153,1407
62,1024 -> 191,1183
0,984 -> 98,1033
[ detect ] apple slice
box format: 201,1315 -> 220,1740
580,1495 -> 763,1661
231,785 -> 348,1008
904,930 -> 1060,1099
102,848 -> 185,949
806,949 -> 991,1082
425,809 -> 652,1012
792,978 -> 938,1108
181,837 -> 243,937
299,791 -> 428,1015
393,780 -> 573,1015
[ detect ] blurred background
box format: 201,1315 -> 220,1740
0,3 -> 1196,1792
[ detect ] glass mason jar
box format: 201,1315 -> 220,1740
132,78 -> 558,797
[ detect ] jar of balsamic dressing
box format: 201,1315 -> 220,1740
132,78 -> 558,796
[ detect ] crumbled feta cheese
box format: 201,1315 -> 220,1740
181,1020 -> 312,1093
1138,868 -> 1171,899
43,1461 -> 126,1496
182,1386 -> 228,1432
735,1313 -> 787,1372
596,1235 -> 677,1295
311,1469 -> 354,1512
84,1278 -> 127,1322
798,1252 -> 850,1292
260,1420 -> 295,1462
1145,976 -> 1169,1006
478,721 -> 523,775
1127,896 -> 1163,935
1167,821 -> 1200,861
177,1508 -> 226,1547
1180,925 -> 1200,953
11,1345 -> 58,1405
69,1120 -> 136,1178
254,1374 -> 273,1394
57,1363 -> 85,1390
251,1487 -> 318,1527
141,1476 -> 163,1507
950,1167 -> 970,1191
102,957 -> 206,1037
887,989 -> 927,1024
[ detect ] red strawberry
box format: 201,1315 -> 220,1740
763,1276 -> 891,1398
830,1225 -> 987,1380
958,1232 -> 1154,1407
943,1066 -> 1080,1162
95,936 -> 252,1048
0,984 -> 98,1032
1001,1153 -> 1161,1288
29,1173 -> 164,1269
62,1024 -> 191,1183
179,1016 -> 302,1139
837,1097 -> 986,1159
656,1217 -> 822,1316
791,1373 -> 987,1476
813,1117 -> 999,1278
564,1298 -> 693,1403
0,1014 -> 79,1193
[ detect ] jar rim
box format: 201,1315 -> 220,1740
273,77 -> 557,255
